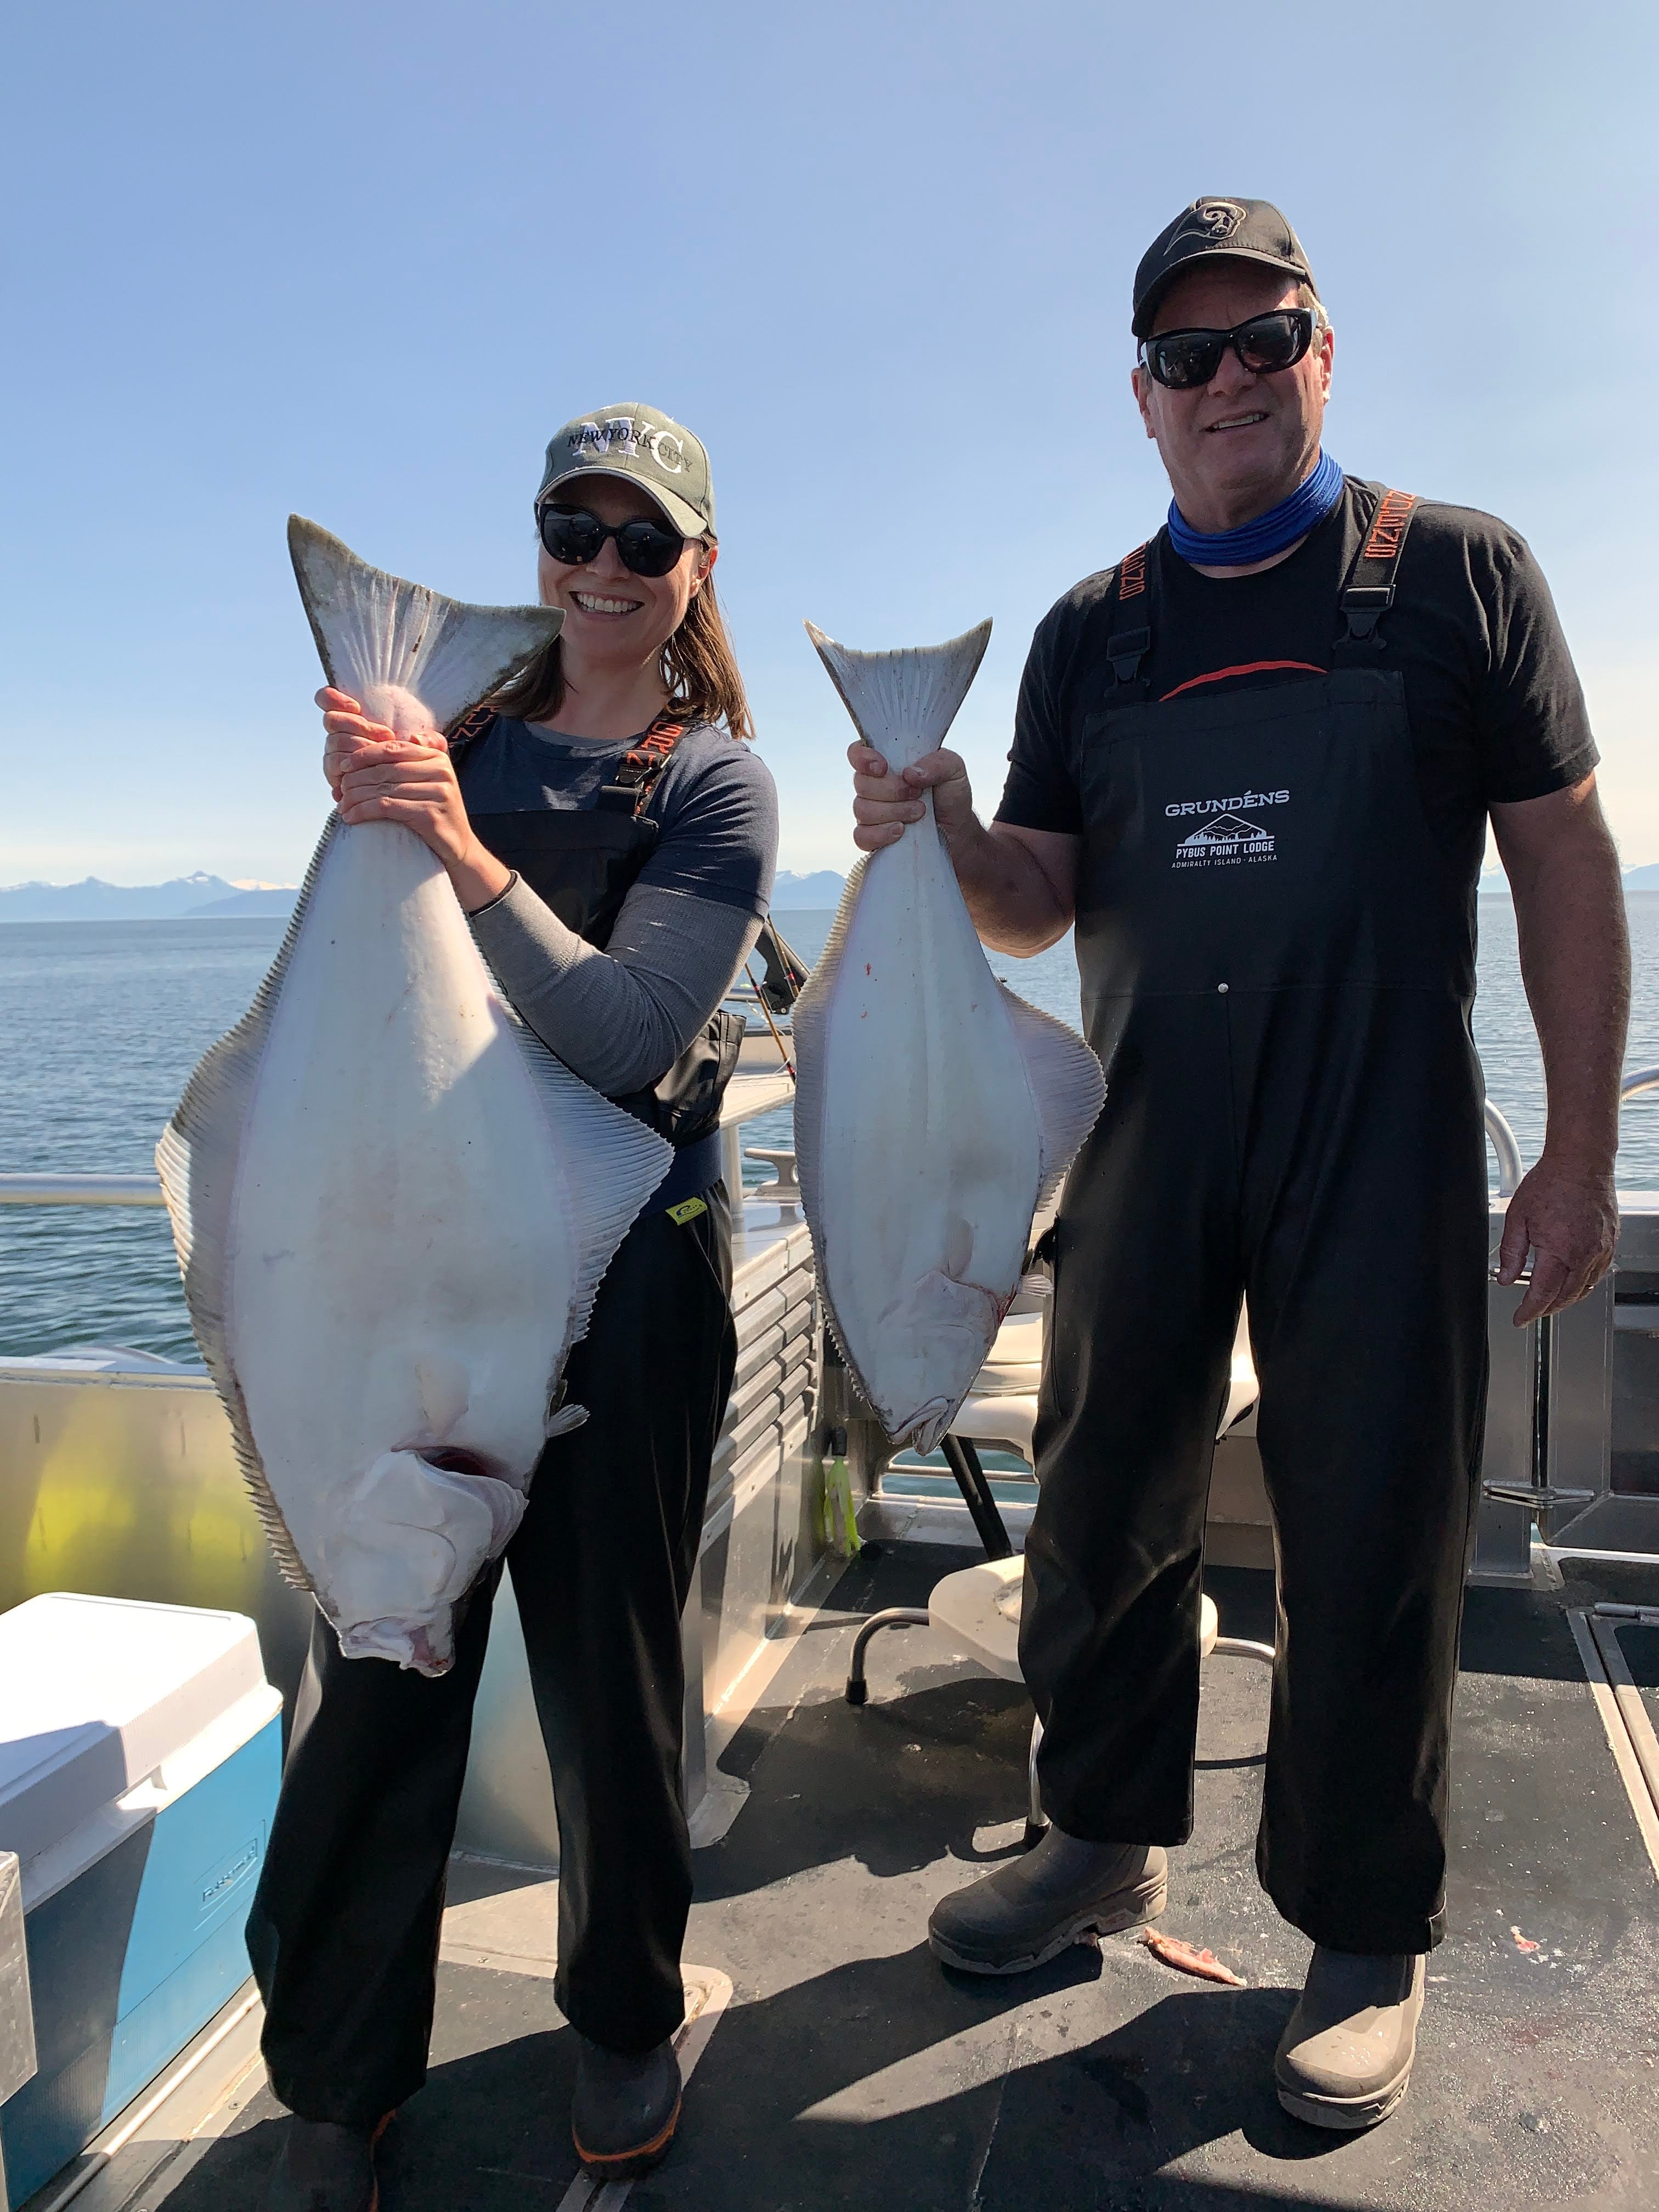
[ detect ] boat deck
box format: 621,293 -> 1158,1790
37,1544 -> 1659,2212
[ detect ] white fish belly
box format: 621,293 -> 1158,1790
226,823 -> 574,1657
811,817 -> 1041,1444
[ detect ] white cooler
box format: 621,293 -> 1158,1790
0,1594 -> 283,2207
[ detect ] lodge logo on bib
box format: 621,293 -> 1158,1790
1173,812 -> 1275,868
1167,792 -> 1283,867
1165,789 -> 1286,871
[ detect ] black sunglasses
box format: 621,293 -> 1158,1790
537,504 -> 687,578
1139,308 -> 1315,391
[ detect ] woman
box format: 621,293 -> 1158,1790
248,405 -> 777,2211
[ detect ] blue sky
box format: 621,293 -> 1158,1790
2,0 -> 1654,885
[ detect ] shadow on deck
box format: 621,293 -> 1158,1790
46,1548 -> 1659,2212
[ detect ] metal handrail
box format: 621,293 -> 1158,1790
0,1090 -> 1592,1217
0,1119 -> 1530,1211
0,1078 -> 807,1212
1484,1101 -> 1523,1200
0,1173 -> 164,1207
1622,1067 -> 1659,1105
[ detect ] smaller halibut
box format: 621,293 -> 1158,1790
793,620 -> 1105,1454
158,521 -> 673,1675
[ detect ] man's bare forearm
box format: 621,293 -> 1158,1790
1503,801 -> 1629,1171
941,817 -> 1076,955
850,740 -> 1079,953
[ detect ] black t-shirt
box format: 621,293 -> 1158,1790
996,480 -> 1597,891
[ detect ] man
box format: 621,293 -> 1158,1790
850,197 -> 1629,2130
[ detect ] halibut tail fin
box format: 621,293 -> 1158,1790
287,516 -> 563,733
803,618 -> 992,774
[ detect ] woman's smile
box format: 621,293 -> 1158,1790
569,587 -> 645,618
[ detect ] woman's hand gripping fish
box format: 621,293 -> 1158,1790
157,521 -> 673,1676
792,620 -> 1105,1452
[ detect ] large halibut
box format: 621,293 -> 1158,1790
793,620 -> 1104,1454
158,520 -> 672,1675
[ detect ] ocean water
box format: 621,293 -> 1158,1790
2,901 -> 1657,1361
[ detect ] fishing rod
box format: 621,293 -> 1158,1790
744,960 -> 795,1077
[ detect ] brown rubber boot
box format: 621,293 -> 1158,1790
928,1827 -> 1167,1974
1275,1948 -> 1426,2130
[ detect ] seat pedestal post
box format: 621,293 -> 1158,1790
844,1609 -> 931,1705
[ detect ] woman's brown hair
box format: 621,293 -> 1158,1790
488,555 -> 754,738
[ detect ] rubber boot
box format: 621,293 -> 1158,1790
928,1827 -> 1167,1974
1275,1948 -> 1426,2130
571,2033 -> 682,2182
267,2113 -> 390,2211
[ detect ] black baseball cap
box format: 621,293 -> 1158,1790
1132,198 -> 1316,337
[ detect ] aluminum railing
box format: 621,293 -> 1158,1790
1485,1101 -> 1522,1201
0,1087 -> 1630,1218
0,1173 -> 165,1207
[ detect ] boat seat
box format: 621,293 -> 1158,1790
926,1554 -> 1221,1685
848,1299 -> 1271,1843
977,1299 -> 1256,1431
948,1390 -> 1039,1462
969,1308 -> 1045,1397
933,1301 -> 1259,1549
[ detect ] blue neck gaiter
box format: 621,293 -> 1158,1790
1167,449 -> 1345,568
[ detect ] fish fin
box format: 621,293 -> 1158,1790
288,517 -> 562,731
156,817 -> 345,1593
545,1401 -> 590,1439
803,619 -> 992,772
997,985 -> 1107,1226
788,857 -> 887,1413
486,1001 -> 674,1384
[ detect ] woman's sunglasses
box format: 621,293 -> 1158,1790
537,504 -> 687,578
1139,308 -> 1316,392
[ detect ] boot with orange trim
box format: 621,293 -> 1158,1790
267,2111 -> 393,2211
571,2033 -> 682,2182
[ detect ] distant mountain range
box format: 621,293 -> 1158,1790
0,874 -> 299,922
771,870 -> 846,909
12,854 -> 1659,922
0,876 -> 303,920
0,867 -> 849,922
10,857 -> 1655,919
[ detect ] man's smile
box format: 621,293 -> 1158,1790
1204,410 -> 1270,433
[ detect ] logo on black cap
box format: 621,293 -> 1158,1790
1177,199 -> 1247,243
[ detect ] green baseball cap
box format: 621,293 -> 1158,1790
535,403 -> 715,541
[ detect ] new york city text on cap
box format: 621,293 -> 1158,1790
1131,199 -> 1316,337
535,403 -> 716,541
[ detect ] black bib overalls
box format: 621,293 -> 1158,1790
249,727 -> 741,2120
1021,501 -> 1491,1955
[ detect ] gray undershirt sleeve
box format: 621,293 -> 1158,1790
469,874 -> 763,1096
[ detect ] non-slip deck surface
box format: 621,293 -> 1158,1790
58,1548 -> 1659,2211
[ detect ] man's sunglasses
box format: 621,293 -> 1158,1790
1139,309 -> 1316,391
537,504 -> 687,578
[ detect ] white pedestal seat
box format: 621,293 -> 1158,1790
845,1298 -> 1270,1845
924,1559 -> 1221,1685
